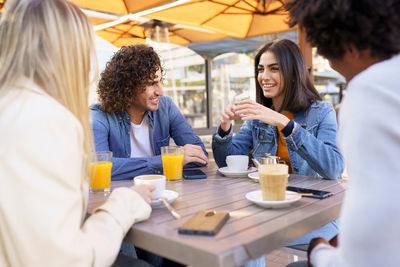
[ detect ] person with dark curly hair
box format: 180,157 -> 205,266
285,0 -> 400,266
91,44 -> 209,181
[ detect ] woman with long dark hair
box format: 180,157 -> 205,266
213,39 -> 343,180
212,39 -> 343,250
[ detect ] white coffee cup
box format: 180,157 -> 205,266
226,155 -> 249,172
134,174 -> 166,199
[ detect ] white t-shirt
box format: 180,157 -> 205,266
311,54 -> 400,266
130,118 -> 154,158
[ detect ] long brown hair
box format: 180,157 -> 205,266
255,39 -> 321,112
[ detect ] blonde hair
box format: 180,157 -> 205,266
0,0 -> 97,180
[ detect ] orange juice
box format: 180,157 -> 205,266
90,161 -> 112,190
162,153 -> 184,182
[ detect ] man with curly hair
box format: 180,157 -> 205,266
91,44 -> 209,181
284,0 -> 400,266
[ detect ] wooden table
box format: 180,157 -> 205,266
89,163 -> 346,267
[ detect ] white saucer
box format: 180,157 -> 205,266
218,167 -> 257,178
245,190 -> 301,209
151,190 -> 179,209
248,171 -> 259,182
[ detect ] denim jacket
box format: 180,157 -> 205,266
212,101 -> 343,179
91,96 -> 208,180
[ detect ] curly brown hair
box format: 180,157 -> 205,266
97,45 -> 162,113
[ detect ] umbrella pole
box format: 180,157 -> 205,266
162,27 -> 178,105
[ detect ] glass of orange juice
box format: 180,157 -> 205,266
90,151 -> 113,195
161,146 -> 184,182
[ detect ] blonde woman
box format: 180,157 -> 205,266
0,0 -> 154,266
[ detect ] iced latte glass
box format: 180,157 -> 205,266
258,163 -> 288,201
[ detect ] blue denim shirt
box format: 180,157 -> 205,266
91,96 -> 208,180
212,101 -> 343,179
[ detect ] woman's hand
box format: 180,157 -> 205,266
130,184 -> 155,204
220,105 -> 241,132
235,99 -> 290,128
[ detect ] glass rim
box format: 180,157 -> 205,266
160,146 -> 184,153
134,174 -> 166,180
91,151 -> 113,161
259,163 -> 288,168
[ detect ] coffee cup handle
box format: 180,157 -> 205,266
279,160 -> 286,164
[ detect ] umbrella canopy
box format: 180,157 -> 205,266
144,0 -> 296,39
69,0 -> 175,14
93,19 -> 227,47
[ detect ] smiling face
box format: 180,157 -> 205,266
129,68 -> 164,123
257,51 -> 285,109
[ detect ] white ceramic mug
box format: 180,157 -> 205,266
226,155 -> 249,172
134,174 -> 166,199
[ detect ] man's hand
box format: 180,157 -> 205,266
182,144 -> 209,166
307,237 -> 330,267
130,184 -> 155,204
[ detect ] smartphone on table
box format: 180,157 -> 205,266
178,210 -> 229,236
183,169 -> 207,179
286,186 -> 333,199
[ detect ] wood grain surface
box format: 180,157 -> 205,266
89,162 -> 346,267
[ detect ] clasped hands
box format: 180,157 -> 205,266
220,99 -> 290,132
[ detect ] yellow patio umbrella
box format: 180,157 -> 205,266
144,0 -> 296,39
69,0 -> 176,14
92,18 -> 228,47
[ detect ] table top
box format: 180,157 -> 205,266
89,163 -> 346,267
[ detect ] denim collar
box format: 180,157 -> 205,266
146,111 -> 154,126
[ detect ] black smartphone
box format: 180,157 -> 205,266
286,186 -> 333,199
178,210 -> 229,236
183,169 -> 207,179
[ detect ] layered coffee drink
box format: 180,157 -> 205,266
259,164 -> 288,201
